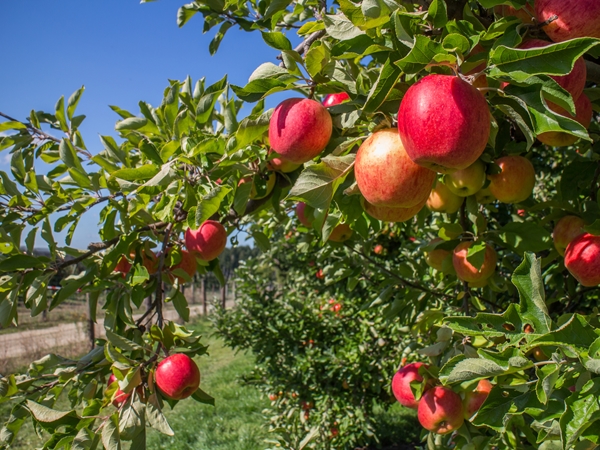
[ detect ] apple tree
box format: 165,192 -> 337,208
2,0 -> 600,448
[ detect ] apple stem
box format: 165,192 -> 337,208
539,14 -> 558,28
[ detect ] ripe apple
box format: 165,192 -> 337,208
418,386 -> 464,435
425,239 -> 451,272
565,233 -> 600,286
107,374 -> 131,407
296,202 -> 314,227
463,379 -> 493,420
494,4 -> 535,23
315,269 -> 324,279
488,156 -> 536,204
269,393 -> 279,402
391,362 -> 430,409
518,39 -> 586,102
328,223 -> 353,242
185,220 -> 227,261
475,186 -> 496,204
538,94 -> 593,147
114,250 -> 158,277
364,197 -> 427,223
398,74 -> 491,173
444,160 -> 487,197
536,0 -> 600,42
427,181 -> 464,214
355,128 -> 436,208
269,98 -> 332,164
155,353 -> 201,400
323,92 -> 350,107
553,215 -> 586,256
169,250 -> 197,283
373,244 -> 384,255
267,151 -> 301,173
452,242 -> 497,283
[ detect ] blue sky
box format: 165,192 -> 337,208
0,1 -> 280,249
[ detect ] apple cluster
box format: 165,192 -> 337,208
391,363 -> 492,435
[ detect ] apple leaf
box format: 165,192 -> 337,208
191,388 -> 215,406
101,414 -> 122,450
511,252 -> 551,334
560,379 -> 600,449
466,241 -> 487,271
395,35 -> 444,74
363,57 -> 402,113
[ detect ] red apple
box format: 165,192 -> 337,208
426,239 -> 451,272
328,223 -> 353,242
519,39 -> 587,102
269,393 -> 279,402
185,220 -> 227,261
315,269 -> 324,279
536,0 -> 600,42
373,244 -> 384,255
538,94 -> 593,147
427,181 -> 464,214
444,160 -> 487,197
565,233 -> 600,287
364,197 -> 427,223
114,251 -> 157,277
114,256 -> 132,277
323,92 -> 350,107
463,379 -> 493,420
296,202 -> 313,227
398,74 -> 491,173
169,250 -> 197,283
155,353 -> 201,400
391,362 -> 430,409
269,98 -> 332,164
452,242 -> 497,283
553,215 -> 586,256
494,4 -> 535,23
355,128 -> 436,208
107,374 -> 131,407
267,151 -> 302,173
488,156 -> 536,204
418,386 -> 464,435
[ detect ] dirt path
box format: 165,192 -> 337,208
0,303 -> 228,361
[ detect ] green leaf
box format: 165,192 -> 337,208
26,400 -> 79,427
498,222 -> 552,254
177,4 -> 199,27
305,44 -> 331,79
511,253 -> 551,334
119,397 -> 145,441
146,394 -> 174,436
466,241 -> 487,271
192,185 -> 232,228
472,387 -> 532,431
102,414 -> 121,450
531,315 -> 600,357
235,110 -> 272,149
535,363 -> 560,405
55,96 -> 68,132
231,78 -> 288,103
59,139 -> 84,172
395,35 -> 444,74
363,57 -> 402,113
560,379 -> 600,449
261,31 -> 292,50
323,14 -> 365,41
288,154 -> 356,210
0,121 -> 27,132
111,165 -> 160,182
0,255 -> 44,271
252,231 -> 271,253
171,290 -> 190,321
106,330 -> 143,352
67,86 -> 85,121
191,388 -> 215,406
428,0 -> 447,28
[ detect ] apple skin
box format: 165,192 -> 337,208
267,151 -> 302,173
565,233 -> 600,287
519,39 -> 586,102
269,98 -> 332,164
418,386 -> 465,435
296,202 -> 313,227
463,379 -> 493,420
328,224 -> 353,242
355,128 -> 436,208
323,92 -> 350,107
391,362 -> 430,409
398,74 -> 491,174
452,242 -> 498,283
155,353 -> 201,400
488,156 -> 536,204
169,250 -> 197,283
538,94 -> 592,147
426,239 -> 451,272
536,0 -> 600,42
427,181 -> 464,214
444,160 -> 487,197
185,220 -> 227,261
364,197 -> 427,223
553,215 -> 586,256
107,374 -> 131,407
494,4 -> 535,23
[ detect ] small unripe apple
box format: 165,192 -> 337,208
463,379 -> 493,420
269,98 -> 332,164
536,0 -> 600,42
267,151 -> 302,173
398,74 -> 491,173
107,374 -> 131,407
444,160 -> 487,197
452,242 -> 497,283
427,181 -> 464,214
296,202 -> 314,227
553,215 -> 586,256
538,94 -> 592,147
373,244 -> 384,255
425,239 -> 451,272
185,220 -> 227,261
488,156 -> 536,204
155,353 -> 201,400
355,128 -> 436,208
323,92 -> 350,107
391,362 -> 430,409
565,233 -> 600,287
364,197 -> 427,223
475,186 -> 496,204
418,386 -> 464,435
328,223 -> 353,242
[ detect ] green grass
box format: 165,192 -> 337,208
146,319 -> 270,449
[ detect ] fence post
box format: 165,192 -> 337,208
201,277 -> 207,316
190,280 -> 196,304
87,293 -> 95,350
221,283 -> 227,309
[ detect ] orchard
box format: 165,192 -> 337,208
2,0 -> 600,448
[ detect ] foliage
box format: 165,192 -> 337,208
1,0 -> 600,448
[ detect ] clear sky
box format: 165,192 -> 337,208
0,1 -> 279,249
